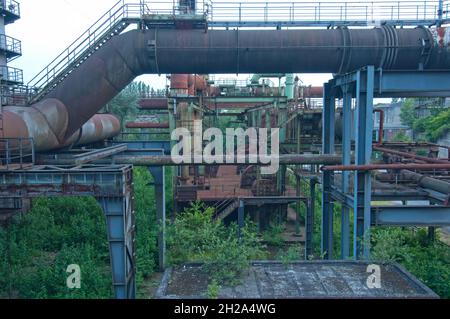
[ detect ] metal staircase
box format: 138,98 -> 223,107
213,198 -> 240,221
27,0 -> 210,104
27,1 -> 145,104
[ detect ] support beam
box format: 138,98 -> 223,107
149,166 -> 166,272
321,82 -> 335,260
306,178 -> 316,259
372,206 -> 450,226
0,165 -> 136,299
98,197 -> 136,299
353,67 -> 374,260
341,86 -> 352,260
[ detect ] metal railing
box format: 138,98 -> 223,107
27,0 -> 211,103
208,0 -> 448,26
27,1 -> 449,104
0,0 -> 20,17
144,0 -> 211,16
0,34 -> 21,57
0,138 -> 35,170
0,65 -> 23,84
0,85 -> 32,106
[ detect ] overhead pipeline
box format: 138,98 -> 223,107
7,26 -> 450,151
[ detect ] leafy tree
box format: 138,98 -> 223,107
371,228 -> 450,298
399,98 -> 416,128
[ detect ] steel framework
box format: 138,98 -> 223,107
323,67 -> 450,260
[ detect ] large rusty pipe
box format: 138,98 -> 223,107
2,104 -> 120,151
401,170 -> 450,195
10,26 -> 450,151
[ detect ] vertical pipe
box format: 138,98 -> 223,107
321,82 -> 335,260
306,177 -> 316,259
285,74 -> 295,100
341,86 -> 352,259
149,166 -> 166,271
295,174 -> 301,235
353,67 -> 374,260
438,0 -> 444,25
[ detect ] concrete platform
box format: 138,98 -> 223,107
156,261 -> 438,299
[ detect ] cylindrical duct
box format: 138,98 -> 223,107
9,26 -> 450,152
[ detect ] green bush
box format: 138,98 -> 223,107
262,222 -> 285,247
166,202 -> 265,285
371,228 -> 450,298
0,167 -> 161,299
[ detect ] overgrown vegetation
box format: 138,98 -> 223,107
371,227 -> 450,298
400,98 -> 450,141
166,202 -> 266,285
0,167 -> 163,299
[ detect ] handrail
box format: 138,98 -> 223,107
0,34 -> 21,57
27,0 -> 211,96
208,0 -> 446,25
0,138 -> 35,170
0,0 -> 20,17
0,65 -> 23,84
27,0 -> 129,90
26,0 -> 448,103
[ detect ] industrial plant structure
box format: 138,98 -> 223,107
1,0 -> 450,299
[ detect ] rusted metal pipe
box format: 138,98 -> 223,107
301,86 -> 324,99
12,26 -> 450,152
108,154 -> 342,166
373,145 -> 450,164
401,170 -> 450,195
138,98 -> 169,110
125,122 -> 170,129
2,103 -> 120,151
321,163 -> 450,172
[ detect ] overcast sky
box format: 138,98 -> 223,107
5,0 -> 337,89
8,0 -> 436,90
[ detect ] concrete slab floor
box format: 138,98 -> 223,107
156,261 -> 438,299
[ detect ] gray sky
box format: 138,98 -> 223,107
8,0 -> 434,90
7,0 -> 334,88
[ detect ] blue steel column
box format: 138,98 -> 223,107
305,177 -> 316,259
341,85 -> 352,259
321,82 -> 335,259
98,196 -> 136,299
149,166 -> 166,271
353,67 -> 374,260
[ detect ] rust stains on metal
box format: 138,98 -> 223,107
125,122 -> 170,129
138,98 -> 169,110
